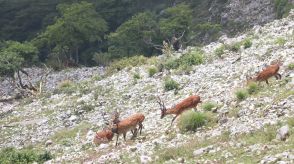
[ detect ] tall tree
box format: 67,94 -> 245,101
107,12 -> 159,58
34,1 -> 108,66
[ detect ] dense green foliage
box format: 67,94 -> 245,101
0,0 -> 227,68
178,111 -> 206,132
275,0 -> 294,18
0,147 -> 52,164
0,41 -> 38,77
33,1 -> 108,66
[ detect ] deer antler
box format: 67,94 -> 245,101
156,96 -> 166,112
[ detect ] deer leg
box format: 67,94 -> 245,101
277,73 -> 282,79
115,134 -> 119,146
131,128 -> 138,139
265,80 -> 269,85
139,123 -> 143,135
170,115 -> 178,126
123,132 -> 126,141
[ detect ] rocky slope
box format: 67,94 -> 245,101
1,10 -> 294,164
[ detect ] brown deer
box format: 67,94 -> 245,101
157,95 -> 202,125
247,60 -> 282,85
93,129 -> 114,145
111,113 -> 145,146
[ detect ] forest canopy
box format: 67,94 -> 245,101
1,0 -> 290,69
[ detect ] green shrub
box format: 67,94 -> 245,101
0,147 -> 53,164
229,42 -> 242,52
163,49 -> 204,71
202,102 -> 216,111
247,82 -> 258,94
214,45 -> 225,57
133,73 -> 141,79
164,77 -> 179,91
106,55 -> 148,74
179,50 -> 204,67
178,111 -> 206,132
235,89 -> 248,101
243,38 -> 252,49
275,0 -> 294,18
163,58 -> 180,70
287,63 -> 294,70
92,52 -> 112,66
275,37 -> 286,46
148,66 -> 158,77
55,80 -> 77,94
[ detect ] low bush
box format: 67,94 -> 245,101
133,73 -> 141,79
148,66 -> 158,77
229,42 -> 242,52
243,38 -> 252,49
0,147 -> 53,164
275,37 -> 286,46
202,102 -> 216,111
214,45 -> 225,57
106,55 -> 148,74
178,111 -> 206,132
288,63 -> 294,70
164,77 -> 179,91
235,89 -> 248,101
247,82 -> 259,94
163,49 -> 204,72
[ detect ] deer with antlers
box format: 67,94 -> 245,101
246,60 -> 282,85
157,95 -> 202,125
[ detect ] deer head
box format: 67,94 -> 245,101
157,96 -> 167,119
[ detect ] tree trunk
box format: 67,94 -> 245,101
75,47 -> 79,64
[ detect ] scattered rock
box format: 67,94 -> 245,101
276,125 -> 290,141
140,155 -> 152,164
45,140 -> 53,147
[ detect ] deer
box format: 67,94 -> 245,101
246,60 -> 282,85
93,129 -> 114,145
110,113 -> 145,146
93,111 -> 120,145
157,95 -> 202,126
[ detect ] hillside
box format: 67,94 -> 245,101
1,9 -> 294,164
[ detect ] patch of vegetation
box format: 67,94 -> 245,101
164,77 -> 179,91
56,80 -> 76,94
178,111 -> 206,132
163,49 -> 204,72
287,63 -> 294,70
51,122 -> 90,144
228,42 -> 242,52
275,37 -> 286,46
106,56 -> 148,74
0,147 -> 53,164
202,102 -> 216,111
148,66 -> 158,77
243,125 -> 277,144
235,89 -> 248,101
92,75 -> 103,81
214,45 -> 225,58
287,117 -> 294,127
228,108 -> 240,118
247,82 -> 259,95
243,38 -> 252,49
275,0 -> 294,18
133,73 -> 141,80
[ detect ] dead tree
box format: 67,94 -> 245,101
171,31 -> 185,51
